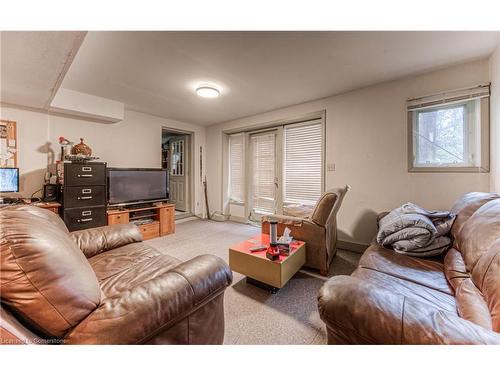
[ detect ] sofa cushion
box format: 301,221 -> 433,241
0,206 -> 101,338
456,199 -> 500,272
89,242 -> 181,298
359,244 -> 453,295
351,267 -> 457,313
450,192 -> 499,242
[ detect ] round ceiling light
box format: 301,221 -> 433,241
195,85 -> 220,98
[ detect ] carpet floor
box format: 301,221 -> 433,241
146,218 -> 361,345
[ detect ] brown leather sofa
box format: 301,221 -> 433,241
0,205 -> 232,344
262,185 -> 350,275
318,192 -> 500,344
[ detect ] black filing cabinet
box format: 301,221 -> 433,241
58,162 -> 107,231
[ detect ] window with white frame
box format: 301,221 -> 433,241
228,133 -> 245,203
408,84 -> 490,172
283,120 -> 323,205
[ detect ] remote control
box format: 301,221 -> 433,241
249,245 -> 267,252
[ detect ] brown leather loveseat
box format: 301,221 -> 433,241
318,192 -> 500,344
1,205 -> 232,344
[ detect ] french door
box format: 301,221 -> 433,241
248,129 -> 282,220
228,117 -> 324,222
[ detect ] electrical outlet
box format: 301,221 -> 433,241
327,163 -> 336,172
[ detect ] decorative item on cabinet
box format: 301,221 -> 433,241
71,137 -> 92,156
58,136 -> 73,162
59,136 -> 100,163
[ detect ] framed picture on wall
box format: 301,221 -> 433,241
0,120 -> 17,168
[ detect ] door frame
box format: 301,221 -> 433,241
162,127 -> 195,216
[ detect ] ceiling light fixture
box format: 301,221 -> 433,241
196,85 -> 220,98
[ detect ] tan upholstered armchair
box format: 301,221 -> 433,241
262,185 -> 350,275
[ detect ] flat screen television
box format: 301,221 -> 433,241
107,168 -> 168,206
0,168 -> 19,193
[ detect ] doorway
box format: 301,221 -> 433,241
162,128 -> 193,218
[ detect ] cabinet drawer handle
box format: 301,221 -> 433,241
82,188 -> 92,194
78,218 -> 93,223
78,196 -> 93,200
82,210 -> 92,216
77,174 -> 93,178
82,167 -> 92,172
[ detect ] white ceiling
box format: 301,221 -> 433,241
2,31 -> 499,126
1,31 -> 86,108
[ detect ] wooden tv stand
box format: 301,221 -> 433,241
107,202 -> 175,240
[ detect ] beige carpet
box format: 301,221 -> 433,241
146,218 -> 361,345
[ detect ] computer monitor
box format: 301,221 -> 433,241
0,168 -> 19,193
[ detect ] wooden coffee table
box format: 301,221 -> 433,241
228,233 -> 306,293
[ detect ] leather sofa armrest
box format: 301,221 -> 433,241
69,224 -> 142,258
64,255 -> 232,344
318,275 -> 500,345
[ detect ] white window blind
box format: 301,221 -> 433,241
228,134 -> 245,202
407,84 -> 490,111
251,132 -> 276,214
284,120 -> 323,205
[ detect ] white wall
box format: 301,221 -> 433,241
206,59 -> 492,245
0,105 -> 207,216
489,37 -> 500,193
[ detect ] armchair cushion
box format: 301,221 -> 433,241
65,255 -> 232,344
261,214 -> 304,227
70,224 -> 142,258
311,185 -> 350,227
282,203 -> 314,218
311,192 -> 338,227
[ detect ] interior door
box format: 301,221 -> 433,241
169,136 -> 187,211
249,131 -> 279,220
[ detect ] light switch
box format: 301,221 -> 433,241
327,163 -> 336,172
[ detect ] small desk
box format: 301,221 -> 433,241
32,202 -> 61,214
0,201 -> 61,214
229,233 -> 306,292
